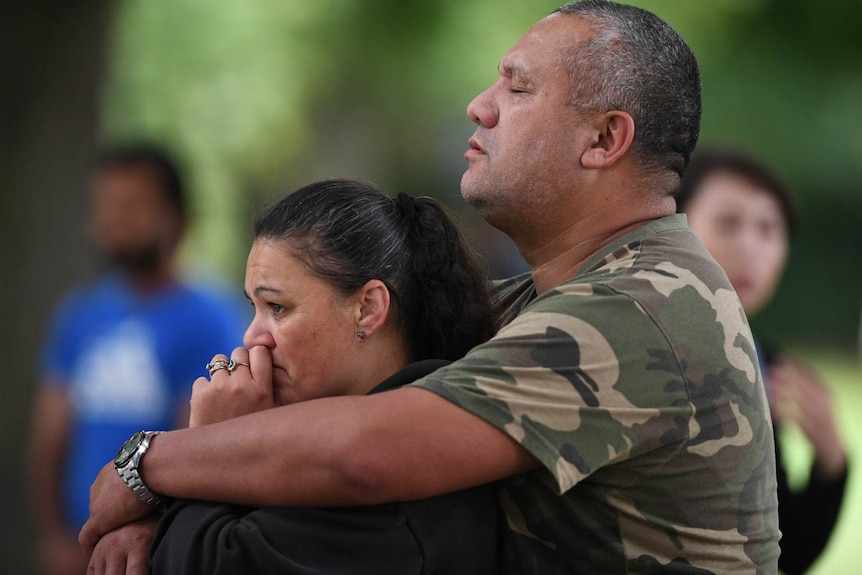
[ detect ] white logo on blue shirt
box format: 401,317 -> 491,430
70,319 -> 168,422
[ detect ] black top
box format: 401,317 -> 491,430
774,429 -> 847,575
758,339 -> 849,575
149,360 -> 501,575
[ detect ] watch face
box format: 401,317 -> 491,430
115,430 -> 145,467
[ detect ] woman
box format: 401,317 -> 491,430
148,179 -> 501,574
677,147 -> 849,575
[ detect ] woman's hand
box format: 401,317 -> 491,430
768,355 -> 848,479
189,346 -> 276,427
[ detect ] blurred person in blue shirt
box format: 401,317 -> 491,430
26,144 -> 246,575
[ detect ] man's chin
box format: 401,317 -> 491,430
107,247 -> 163,275
460,173 -> 490,206
462,187 -> 500,219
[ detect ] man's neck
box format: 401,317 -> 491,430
522,201 -> 675,294
122,262 -> 177,294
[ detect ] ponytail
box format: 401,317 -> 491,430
254,179 -> 497,362
392,193 -> 497,361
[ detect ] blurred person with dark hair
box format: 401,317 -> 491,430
146,178 -> 500,574
677,146 -> 850,575
83,2 -> 780,573
26,144 -> 246,575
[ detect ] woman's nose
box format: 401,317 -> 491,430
243,318 -> 274,349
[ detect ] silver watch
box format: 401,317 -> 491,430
114,430 -> 162,505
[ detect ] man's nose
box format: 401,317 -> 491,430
466,85 -> 499,128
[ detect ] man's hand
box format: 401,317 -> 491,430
79,462 -> 156,556
190,346 -> 276,427
85,516 -> 159,575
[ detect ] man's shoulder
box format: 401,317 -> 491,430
158,280 -> 249,343
50,274 -> 125,322
580,215 -> 716,279
492,215 -> 756,390
489,218 -> 731,337
572,216 -> 737,325
168,277 -> 243,310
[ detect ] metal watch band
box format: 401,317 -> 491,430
115,430 -> 162,505
118,464 -> 161,505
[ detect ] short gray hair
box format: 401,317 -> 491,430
555,0 -> 701,184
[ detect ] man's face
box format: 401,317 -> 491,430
461,14 -> 595,232
90,165 -> 181,273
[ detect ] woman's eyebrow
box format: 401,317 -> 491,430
250,285 -> 282,298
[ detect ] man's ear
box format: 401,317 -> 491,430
580,111 -> 635,169
354,279 -> 391,338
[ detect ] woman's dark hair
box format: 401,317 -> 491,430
253,178 -> 497,362
675,146 -> 797,236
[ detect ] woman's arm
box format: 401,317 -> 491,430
149,500 -> 429,575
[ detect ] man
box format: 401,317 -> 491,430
677,147 -> 848,574
81,2 -> 780,573
27,145 -> 246,575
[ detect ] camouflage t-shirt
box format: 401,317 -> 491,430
413,214 -> 780,574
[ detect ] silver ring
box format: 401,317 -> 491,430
206,358 -> 230,377
228,359 -> 250,372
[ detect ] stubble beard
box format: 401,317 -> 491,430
462,172 -> 525,239
107,241 -> 166,276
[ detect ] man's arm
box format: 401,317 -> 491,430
81,386 -> 539,550
27,384 -> 90,575
87,517 -> 158,575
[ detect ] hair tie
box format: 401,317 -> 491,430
396,192 -> 417,219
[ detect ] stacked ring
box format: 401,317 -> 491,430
228,359 -> 250,372
205,358 -> 251,377
205,358 -> 230,377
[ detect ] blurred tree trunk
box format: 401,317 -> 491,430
0,0 -> 113,572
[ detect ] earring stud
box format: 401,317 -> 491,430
357,330 -> 367,340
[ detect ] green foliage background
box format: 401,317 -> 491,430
100,8 -> 862,570
102,0 -> 861,349
2,2 -> 859,574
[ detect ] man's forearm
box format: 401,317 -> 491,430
142,399 -> 363,507
83,386 -> 536,551
139,387 -> 537,507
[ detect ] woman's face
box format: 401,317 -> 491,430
685,170 -> 789,316
243,238 -> 363,405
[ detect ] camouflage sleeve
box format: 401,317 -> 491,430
412,281 -> 692,494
